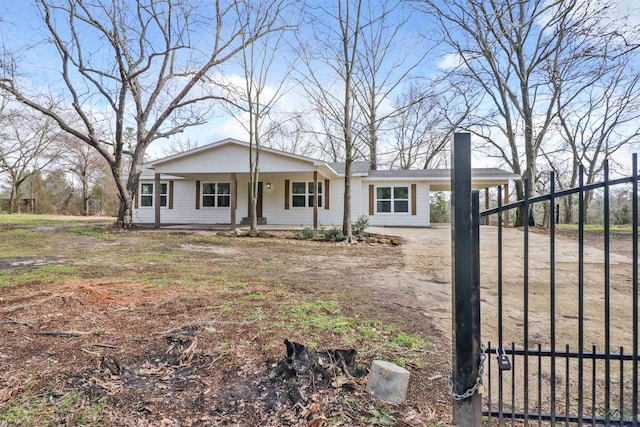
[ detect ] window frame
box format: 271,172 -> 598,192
201,182 -> 231,208
139,182 -> 168,208
375,185 -> 410,214
290,181 -> 323,208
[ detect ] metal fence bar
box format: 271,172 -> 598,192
578,167 -> 585,426
481,176 -> 638,216
592,345 -> 597,427
566,344 -> 571,426
633,153 -> 638,427
498,185 -> 506,426
523,179 -> 531,426
605,160 -> 612,427
538,343 -> 542,427
512,341 -> 516,427
550,172 -> 557,426
492,347 -> 634,360
619,347 -> 625,427
487,340 -> 493,425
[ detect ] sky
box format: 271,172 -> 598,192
0,0 -> 639,170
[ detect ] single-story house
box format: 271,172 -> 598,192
132,138 -> 519,228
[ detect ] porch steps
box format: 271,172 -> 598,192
240,217 -> 267,225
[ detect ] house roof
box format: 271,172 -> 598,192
328,161 -> 370,175
142,137 -> 519,187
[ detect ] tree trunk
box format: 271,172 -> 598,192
563,196 -> 574,223
81,175 -> 90,216
115,169 -> 138,229
513,180 -> 525,226
8,181 -> 18,214
342,166 -> 352,239
117,196 -> 133,229
249,187 -> 258,237
249,145 -> 260,237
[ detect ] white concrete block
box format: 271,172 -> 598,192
366,360 -> 410,404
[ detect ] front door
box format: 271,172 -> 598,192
247,181 -> 263,218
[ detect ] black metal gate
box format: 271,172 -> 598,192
474,160 -> 640,426
474,157 -> 639,425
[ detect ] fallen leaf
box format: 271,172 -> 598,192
331,375 -> 349,388
302,401 -> 320,418
0,387 -> 19,402
308,415 -> 328,427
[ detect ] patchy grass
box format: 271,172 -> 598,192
0,214 -> 111,226
0,391 -> 107,426
0,265 -> 80,288
555,223 -> 638,232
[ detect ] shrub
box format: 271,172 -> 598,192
351,215 -> 370,239
295,225 -> 317,239
322,226 -> 345,241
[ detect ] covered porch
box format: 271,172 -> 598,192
148,170 -> 333,230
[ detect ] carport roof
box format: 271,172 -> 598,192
329,161 -> 520,181
367,167 -> 519,180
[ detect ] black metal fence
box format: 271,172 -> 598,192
476,157 -> 639,426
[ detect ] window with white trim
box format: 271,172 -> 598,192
202,182 -> 231,207
376,186 -> 409,213
140,182 -> 167,207
291,181 -> 323,208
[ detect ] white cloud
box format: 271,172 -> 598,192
437,53 -> 464,70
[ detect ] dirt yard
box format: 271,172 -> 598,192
0,219 -> 635,425
0,219 -> 450,426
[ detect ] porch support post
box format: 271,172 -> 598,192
484,188 -> 490,225
450,132 -> 482,426
313,171 -> 318,230
503,182 -> 510,226
230,173 -> 237,231
154,173 -> 161,229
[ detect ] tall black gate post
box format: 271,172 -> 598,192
450,132 -> 482,426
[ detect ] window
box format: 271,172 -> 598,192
140,183 -> 168,207
141,183 -> 153,207
159,183 -> 168,207
291,181 -> 322,208
202,182 -> 231,208
376,186 -> 409,213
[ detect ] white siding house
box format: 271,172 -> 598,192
132,138 -> 519,228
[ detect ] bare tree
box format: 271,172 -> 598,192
414,0 -> 597,225
545,49 -> 640,222
0,108 -> 62,213
219,0 -> 295,236
262,116 -> 318,158
62,134 -> 108,215
351,1 -> 427,170
0,0 -> 288,228
159,136 -> 201,158
297,0 -> 364,240
390,79 -> 474,169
